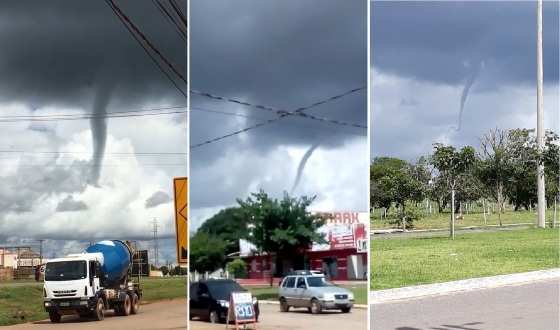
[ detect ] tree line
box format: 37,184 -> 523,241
370,128 -> 559,234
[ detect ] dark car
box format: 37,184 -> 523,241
189,279 -> 260,323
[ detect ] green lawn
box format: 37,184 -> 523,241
248,284 -> 368,305
0,276 -> 186,326
371,228 -> 559,290
371,209 -> 556,230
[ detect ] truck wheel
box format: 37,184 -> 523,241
93,298 -> 105,321
341,307 -> 351,313
310,299 -> 322,314
48,311 -> 61,323
130,293 -> 139,315
279,298 -> 290,312
121,294 -> 132,316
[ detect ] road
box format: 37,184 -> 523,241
372,225 -> 532,240
4,299 -> 187,330
371,280 -> 559,330
190,303 -> 367,330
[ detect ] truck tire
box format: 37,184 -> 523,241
130,293 -> 139,315
341,307 -> 351,313
121,294 -> 132,316
48,311 -> 61,323
93,298 -> 105,321
310,299 -> 322,314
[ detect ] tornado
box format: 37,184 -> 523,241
456,61 -> 482,131
89,82 -> 114,186
290,141 -> 321,194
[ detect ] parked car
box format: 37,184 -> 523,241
278,274 -> 354,314
189,279 -> 260,323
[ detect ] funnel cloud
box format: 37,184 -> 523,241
90,81 -> 115,185
290,141 -> 321,194
456,61 -> 483,131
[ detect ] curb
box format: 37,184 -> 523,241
369,268 -> 560,304
258,300 -> 368,309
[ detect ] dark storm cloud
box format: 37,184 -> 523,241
190,0 -> 367,211
145,190 -> 171,208
370,1 -> 560,162
56,195 -> 88,212
372,1 -> 559,85
0,0 -> 187,108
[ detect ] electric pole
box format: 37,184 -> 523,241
38,239 -> 44,265
536,0 -> 546,228
152,218 -> 159,268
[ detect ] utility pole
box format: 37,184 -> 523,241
152,218 -> 159,268
536,0 -> 546,228
38,239 -> 44,265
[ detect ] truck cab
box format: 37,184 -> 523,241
43,253 -> 104,322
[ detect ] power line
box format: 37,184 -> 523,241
0,109 -> 187,123
151,0 -> 187,42
167,0 -> 188,30
104,0 -> 188,98
0,150 -> 187,156
0,105 -> 186,120
191,87 -> 367,149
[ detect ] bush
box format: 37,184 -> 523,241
388,205 -> 422,229
226,259 -> 247,279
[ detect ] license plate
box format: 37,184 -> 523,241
60,302 -> 70,307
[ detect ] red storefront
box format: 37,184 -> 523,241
238,211 -> 368,281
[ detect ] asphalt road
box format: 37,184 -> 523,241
371,280 -> 559,330
4,299 -> 187,330
190,303 -> 367,330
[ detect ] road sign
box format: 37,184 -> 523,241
227,291 -> 257,329
173,177 -> 188,265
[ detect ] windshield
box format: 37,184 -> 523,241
45,261 -> 87,281
207,281 -> 246,300
306,276 -> 334,287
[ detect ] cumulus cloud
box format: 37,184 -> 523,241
56,196 -> 88,212
145,191 -> 172,209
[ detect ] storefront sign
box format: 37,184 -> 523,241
312,212 -> 368,251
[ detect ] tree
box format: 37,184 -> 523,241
226,259 -> 248,279
189,232 -> 227,275
237,190 -> 326,283
431,143 -> 476,238
159,265 -> 169,276
197,207 -> 249,256
370,157 -> 409,211
477,128 -> 516,226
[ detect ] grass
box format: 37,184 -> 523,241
371,208 -> 557,230
370,228 -> 559,290
248,284 -> 368,305
0,276 -> 186,326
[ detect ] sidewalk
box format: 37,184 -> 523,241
370,268 -> 560,304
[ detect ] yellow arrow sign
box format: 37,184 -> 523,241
173,177 -> 188,265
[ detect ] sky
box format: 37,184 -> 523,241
371,1 -> 560,161
190,0 -> 368,231
0,0 -> 187,264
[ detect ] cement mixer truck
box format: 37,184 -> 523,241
43,240 -> 142,323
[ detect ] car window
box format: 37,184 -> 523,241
307,276 -> 333,287
283,276 -> 296,288
198,283 -> 208,295
296,277 -> 306,288
189,283 -> 198,299
207,281 -> 245,300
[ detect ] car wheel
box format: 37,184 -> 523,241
310,299 -> 322,314
130,293 -> 139,315
209,310 -> 220,323
341,307 -> 351,313
93,298 -> 105,321
279,298 -> 290,312
48,311 -> 61,323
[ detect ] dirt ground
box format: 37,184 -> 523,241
190,303 -> 367,330
3,299 -> 187,330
